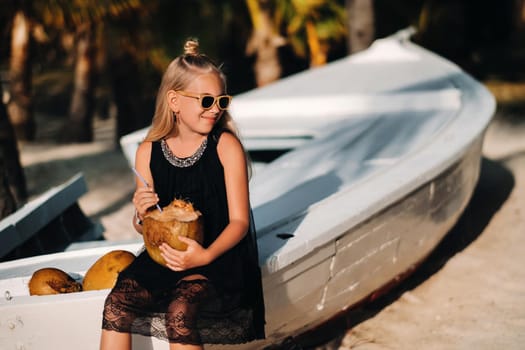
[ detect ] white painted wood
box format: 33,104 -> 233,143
0,173 -> 98,258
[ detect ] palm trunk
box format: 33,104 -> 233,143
0,84 -> 26,218
512,0 -> 525,51
516,0 -> 525,31
109,49 -> 146,140
105,21 -> 150,141
8,8 -> 35,141
345,0 -> 375,54
0,158 -> 16,220
245,0 -> 285,86
63,22 -> 96,143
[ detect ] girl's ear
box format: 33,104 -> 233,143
166,90 -> 179,113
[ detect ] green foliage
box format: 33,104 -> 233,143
275,0 -> 347,59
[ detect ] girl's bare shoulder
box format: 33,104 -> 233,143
137,140 -> 153,155
135,140 -> 154,166
217,131 -> 243,156
217,130 -> 241,148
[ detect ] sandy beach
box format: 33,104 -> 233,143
17,101 -> 525,349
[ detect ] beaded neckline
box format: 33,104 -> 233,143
160,138 -> 207,168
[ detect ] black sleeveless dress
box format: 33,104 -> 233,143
102,128 -> 265,344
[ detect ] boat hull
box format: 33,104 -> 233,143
0,137 -> 482,349
260,136 -> 482,345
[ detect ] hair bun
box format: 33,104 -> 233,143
184,38 -> 199,56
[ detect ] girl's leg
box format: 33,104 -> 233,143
166,276 -> 210,350
100,277 -> 152,350
169,342 -> 203,350
100,330 -> 131,350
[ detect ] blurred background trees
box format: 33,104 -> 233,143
1,0 -> 525,218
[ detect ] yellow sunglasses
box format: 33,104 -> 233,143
176,90 -> 232,111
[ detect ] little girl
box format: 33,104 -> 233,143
100,38 -> 265,350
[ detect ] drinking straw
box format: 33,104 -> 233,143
132,167 -> 163,213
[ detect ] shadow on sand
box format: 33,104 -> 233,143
268,157 -> 515,350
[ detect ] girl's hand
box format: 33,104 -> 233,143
133,186 -> 159,219
160,236 -> 211,271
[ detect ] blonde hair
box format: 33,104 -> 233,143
145,38 -> 239,142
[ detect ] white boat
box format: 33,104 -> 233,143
0,32 -> 495,350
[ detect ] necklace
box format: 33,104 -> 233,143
160,138 -> 207,168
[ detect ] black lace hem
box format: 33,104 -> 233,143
102,277 -> 262,345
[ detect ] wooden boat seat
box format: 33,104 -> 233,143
0,173 -> 103,261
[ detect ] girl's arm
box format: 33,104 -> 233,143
204,131 -> 250,261
131,141 -> 158,234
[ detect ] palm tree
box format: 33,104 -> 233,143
275,0 -> 347,67
105,16 -> 156,140
65,21 -> 97,142
245,0 -> 286,86
0,158 -> 16,220
414,0 -> 468,64
0,81 -> 27,218
7,0 -> 35,141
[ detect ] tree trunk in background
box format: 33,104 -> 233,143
415,0 -> 468,65
345,0 -> 375,54
109,49 -> 146,140
8,7 -> 35,141
520,0 -> 525,25
515,0 -> 525,32
63,22 -> 96,143
0,83 -> 27,218
245,0 -> 286,86
0,157 -> 16,220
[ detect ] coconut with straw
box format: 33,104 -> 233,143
142,199 -> 204,267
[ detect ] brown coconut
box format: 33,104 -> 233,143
82,250 -> 135,291
29,267 -> 82,296
142,199 -> 204,266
